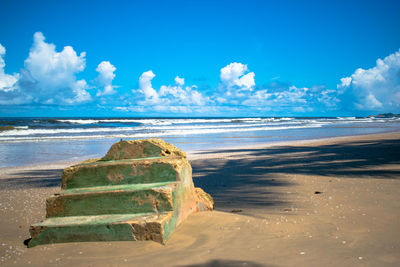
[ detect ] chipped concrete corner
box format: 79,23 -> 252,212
28,139 -> 214,247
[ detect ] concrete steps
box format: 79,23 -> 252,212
29,212 -> 174,246
46,182 -> 177,217
28,139 -> 214,247
61,157 -> 190,189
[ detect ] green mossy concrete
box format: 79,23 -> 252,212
28,212 -> 171,247
29,223 -> 135,247
29,139 -> 214,247
62,181 -> 174,195
103,141 -> 162,160
62,158 -> 185,189
101,139 -> 186,160
46,185 -> 175,217
35,213 -> 154,226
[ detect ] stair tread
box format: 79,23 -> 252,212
61,181 -> 177,195
79,157 -> 164,166
33,212 -> 173,227
62,156 -> 188,190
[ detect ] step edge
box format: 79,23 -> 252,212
33,211 -> 174,227
58,181 -> 178,196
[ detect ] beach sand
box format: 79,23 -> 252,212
1,133 -> 400,266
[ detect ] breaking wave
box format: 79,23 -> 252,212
0,116 -> 398,143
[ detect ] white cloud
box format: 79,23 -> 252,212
159,84 -> 183,99
190,90 -> 204,105
96,61 -> 117,96
137,70 -> 159,103
241,89 -> 270,106
364,93 -> 382,109
241,85 -> 310,108
338,77 -> 352,88
283,86 -> 308,103
132,71 -> 208,111
317,89 -> 340,108
220,62 -> 255,90
215,62 -> 258,107
20,32 -> 91,104
0,44 -> 19,92
4,32 -> 398,116
0,32 -> 95,106
174,76 -> 184,86
337,49 -> 400,111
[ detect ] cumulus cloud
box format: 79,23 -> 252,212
214,53 -> 400,114
338,49 -> 400,111
220,62 -> 255,90
0,44 -> 19,92
174,76 -> 184,86
96,61 -> 117,96
132,71 -> 208,111
0,32 -> 94,106
214,62 -> 258,106
3,32 -> 398,116
317,89 -> 340,108
137,70 -> 159,103
159,83 -> 207,106
241,84 -> 314,113
21,32 -> 91,104
338,77 -> 352,88
217,63 -> 314,113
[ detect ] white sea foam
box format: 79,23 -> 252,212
0,127 -> 145,136
101,119 -> 173,125
56,118 -> 267,125
337,117 -> 356,120
0,116 -> 396,143
57,119 -> 101,124
0,118 -> 338,138
0,124 -> 324,142
149,123 -> 269,130
0,121 -> 321,137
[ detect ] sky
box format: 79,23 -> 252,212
0,0 -> 400,117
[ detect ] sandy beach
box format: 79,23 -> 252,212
1,132 -> 400,266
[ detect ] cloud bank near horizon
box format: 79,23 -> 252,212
337,49 -> 400,112
0,32 -> 92,105
1,32 -> 399,116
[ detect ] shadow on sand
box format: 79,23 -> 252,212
191,138 -> 400,212
0,169 -> 63,190
1,138 -> 399,215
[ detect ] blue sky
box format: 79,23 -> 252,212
0,0 -> 400,117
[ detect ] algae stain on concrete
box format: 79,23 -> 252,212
29,138 -> 214,247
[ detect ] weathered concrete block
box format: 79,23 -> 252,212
29,212 -> 174,247
46,183 -> 175,217
61,157 -> 191,189
28,139 -> 213,247
102,139 -> 186,160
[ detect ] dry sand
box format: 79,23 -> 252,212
1,133 -> 400,266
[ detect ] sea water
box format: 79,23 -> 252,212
0,117 -> 399,167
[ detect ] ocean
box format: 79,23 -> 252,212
1,117 -> 399,167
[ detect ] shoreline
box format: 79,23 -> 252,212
1,131 -> 399,171
0,132 -> 399,266
188,131 -> 400,160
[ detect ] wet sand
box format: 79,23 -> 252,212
1,133 -> 400,266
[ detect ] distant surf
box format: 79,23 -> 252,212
1,117 -> 398,143
0,117 -> 399,167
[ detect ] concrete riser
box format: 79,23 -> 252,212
46,188 -> 175,218
29,223 -> 137,246
62,158 -> 190,189
28,212 -> 174,247
28,139 -> 214,247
